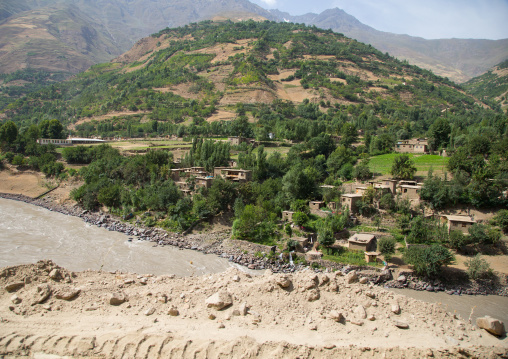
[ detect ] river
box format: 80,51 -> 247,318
0,198 -> 236,276
1,198 -> 507,324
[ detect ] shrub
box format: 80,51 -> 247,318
379,193 -> 395,211
285,223 -> 292,237
465,254 -> 493,280
403,245 -> 454,278
448,230 -> 469,250
468,224 -> 500,246
292,211 -> 308,227
377,237 -> 396,261
493,209 -> 508,233
11,154 -> 25,166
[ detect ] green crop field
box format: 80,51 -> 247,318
369,153 -> 448,177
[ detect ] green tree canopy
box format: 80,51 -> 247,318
390,154 -> 417,180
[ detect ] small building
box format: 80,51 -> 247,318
37,138 -> 107,146
394,138 -> 429,154
327,202 -> 337,211
217,168 -> 252,182
309,201 -> 325,211
348,233 -> 377,252
440,215 -> 476,235
399,185 -> 421,199
228,136 -> 244,146
282,211 -> 295,222
195,176 -> 213,189
355,186 -> 368,195
364,252 -> 379,263
340,194 -> 363,214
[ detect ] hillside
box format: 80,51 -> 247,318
270,8 -> 508,84
464,59 -> 508,112
4,20 -> 491,133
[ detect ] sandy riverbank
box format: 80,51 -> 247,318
0,260 -> 506,358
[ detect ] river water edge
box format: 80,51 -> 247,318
1,195 -> 507,325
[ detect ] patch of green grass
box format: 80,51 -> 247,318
368,153 -> 448,177
323,249 -> 381,267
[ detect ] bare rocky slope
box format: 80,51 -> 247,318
0,260 -> 507,358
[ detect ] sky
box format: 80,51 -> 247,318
250,0 -> 508,40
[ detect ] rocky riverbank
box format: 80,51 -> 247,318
1,192 -> 507,297
0,260 -> 506,359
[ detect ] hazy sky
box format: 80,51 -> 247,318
250,0 -> 508,40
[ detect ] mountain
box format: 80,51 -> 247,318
270,8 -> 508,84
4,20 -> 490,135
464,60 -> 508,112
0,0 -> 275,75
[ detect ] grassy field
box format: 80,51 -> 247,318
368,153 -> 448,178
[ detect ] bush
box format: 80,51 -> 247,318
493,209 -> 508,233
403,244 -> 454,278
379,193 -> 395,211
292,211 -> 308,227
448,230 -> 469,250
11,154 -> 25,166
465,254 -> 493,280
468,224 -> 501,246
377,237 -> 396,260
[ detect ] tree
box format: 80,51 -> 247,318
39,119 -> 65,139
407,216 -> 430,244
292,211 -> 308,227
390,154 -> 417,180
0,121 -> 18,146
403,245 -> 454,278
232,204 -> 276,244
318,227 -> 335,254
340,123 -> 357,147
430,118 -> 451,149
377,237 -> 396,261
493,209 -> 508,233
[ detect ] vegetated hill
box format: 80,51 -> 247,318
2,20 -> 495,139
0,0 -> 274,108
0,0 -> 274,76
464,59 -> 508,112
270,8 -> 508,84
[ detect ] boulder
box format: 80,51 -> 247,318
375,269 -> 392,283
354,305 -> 367,320
168,307 -> 179,316
476,316 -> 505,336
359,277 -> 368,284
144,307 -> 156,316
394,320 -> 409,329
49,268 -> 61,280
391,304 -> 401,314
10,294 -> 21,304
276,275 -> 292,288
5,282 -> 24,292
238,302 -> 249,316
205,291 -> 233,310
346,271 -> 358,284
329,310 -> 344,322
31,284 -> 51,305
303,274 -> 318,290
306,289 -> 320,302
55,288 -> 81,301
109,292 -> 126,306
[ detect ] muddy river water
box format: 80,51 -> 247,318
1,198 -> 507,323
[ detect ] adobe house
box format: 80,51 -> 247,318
394,138 -> 429,154
340,194 -> 363,214
327,202 -> 337,211
282,211 -> 295,222
355,186 -> 368,195
348,233 -> 377,252
309,201 -> 325,211
228,136 -> 244,146
440,215 -> 476,235
399,185 -> 421,199
371,179 -> 398,195
195,176 -> 213,189
217,168 -> 252,183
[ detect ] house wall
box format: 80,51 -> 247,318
449,221 -> 473,235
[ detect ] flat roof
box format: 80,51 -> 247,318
70,138 -> 105,142
400,185 -> 421,189
348,233 -> 376,243
442,215 -> 476,223
342,193 -> 363,198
